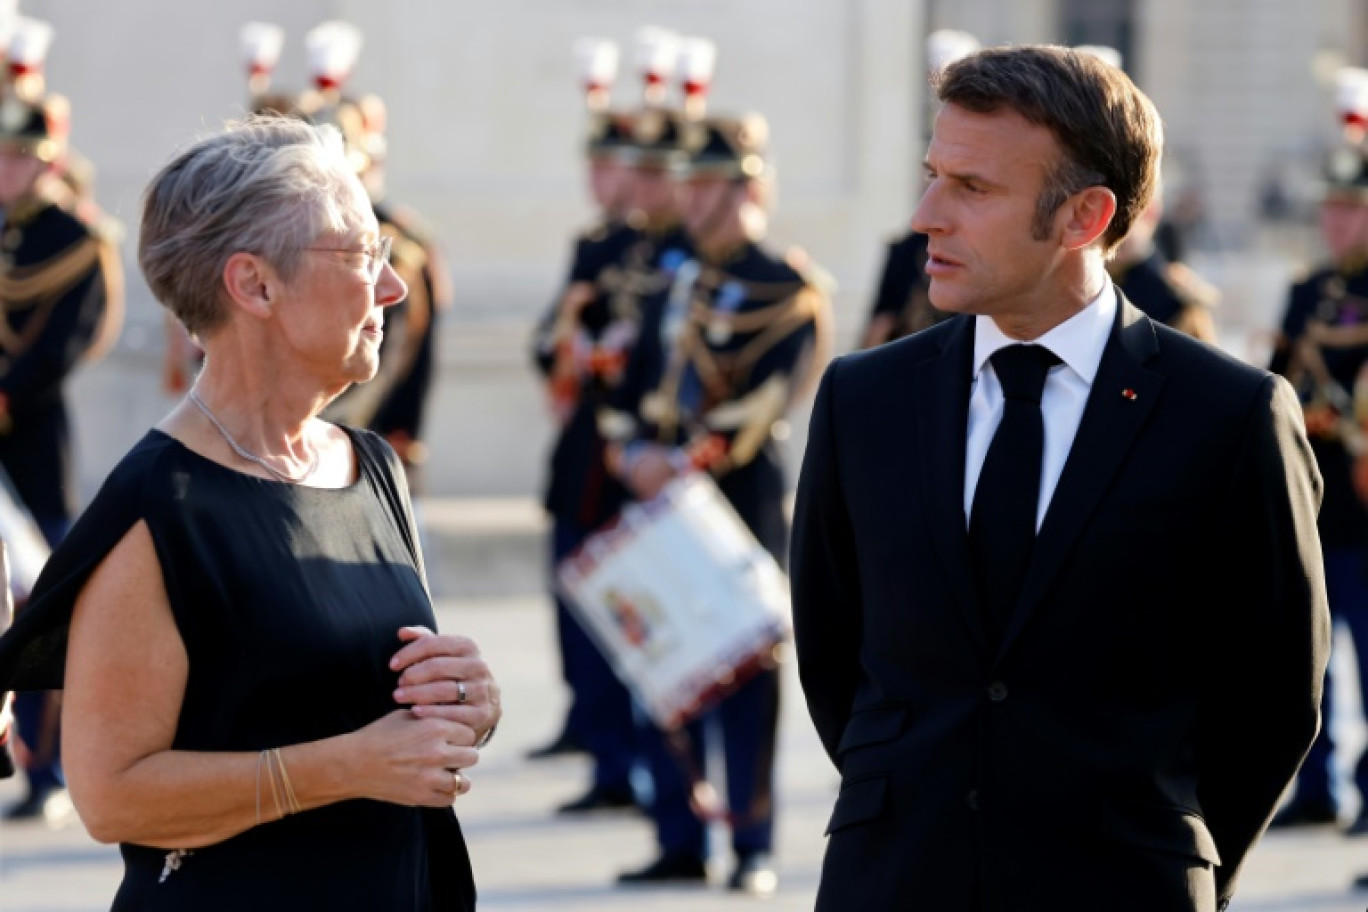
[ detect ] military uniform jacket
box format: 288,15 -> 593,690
608,240 -> 829,559
1270,263 -> 1368,547
1113,251 -> 1186,326
367,201 -> 448,457
534,221 -> 691,528
868,231 -> 948,343
0,193 -> 118,525
324,203 -> 441,466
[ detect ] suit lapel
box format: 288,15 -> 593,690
996,298 -> 1164,660
911,316 -> 986,654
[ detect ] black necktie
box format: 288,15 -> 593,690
968,344 -> 1061,648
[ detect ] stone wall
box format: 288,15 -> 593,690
27,0 -> 1368,498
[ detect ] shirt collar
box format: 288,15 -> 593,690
972,280 -> 1116,386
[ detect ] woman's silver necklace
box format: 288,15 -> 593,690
187,389 -> 318,484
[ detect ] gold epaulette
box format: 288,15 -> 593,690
785,246 -> 837,296
735,287 -> 826,373
87,213 -> 126,247
83,236 -> 125,364
579,219 -> 612,244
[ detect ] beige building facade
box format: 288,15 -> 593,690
19,0 -> 1368,496
31,0 -> 921,496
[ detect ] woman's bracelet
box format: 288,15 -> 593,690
272,748 -> 303,815
257,747 -> 303,824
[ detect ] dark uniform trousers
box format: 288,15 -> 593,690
533,221 -> 690,789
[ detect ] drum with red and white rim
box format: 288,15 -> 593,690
557,472 -> 789,730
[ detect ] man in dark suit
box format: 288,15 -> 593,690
790,46 -> 1329,912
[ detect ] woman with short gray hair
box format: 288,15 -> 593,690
0,114 -> 495,910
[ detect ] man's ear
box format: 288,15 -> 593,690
1059,186 -> 1118,252
221,252 -> 277,320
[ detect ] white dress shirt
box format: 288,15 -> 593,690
964,282 -> 1116,530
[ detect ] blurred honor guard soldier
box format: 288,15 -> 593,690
0,16 -> 122,822
1268,66 -> 1368,834
300,22 -> 452,485
860,230 -> 938,348
860,30 -> 979,349
528,35 -> 637,765
791,46 -> 1326,912
604,111 -> 832,895
240,21 -> 451,487
1108,191 -> 1219,342
527,30 -> 699,821
1078,45 -> 1220,344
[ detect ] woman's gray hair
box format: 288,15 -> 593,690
138,114 -> 366,336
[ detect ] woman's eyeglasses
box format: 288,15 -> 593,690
303,235 -> 393,283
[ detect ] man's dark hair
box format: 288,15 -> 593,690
934,45 -> 1163,252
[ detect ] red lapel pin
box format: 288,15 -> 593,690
1121,388 -> 1138,401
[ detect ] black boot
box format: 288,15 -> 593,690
617,852 -> 707,885
556,784 -> 637,815
524,730 -> 586,761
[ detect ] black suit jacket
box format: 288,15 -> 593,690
790,299 -> 1330,912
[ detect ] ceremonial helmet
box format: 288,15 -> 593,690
240,20 -> 385,177
576,37 -> 633,161
682,113 -> 770,181
624,27 -> 691,170
301,21 -> 386,175
0,15 -> 67,163
1325,66 -> 1368,203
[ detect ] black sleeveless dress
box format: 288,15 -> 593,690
0,428 -> 476,911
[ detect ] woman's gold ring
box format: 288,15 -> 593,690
456,681 -> 468,705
